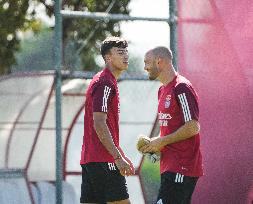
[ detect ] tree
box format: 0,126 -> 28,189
12,25 -> 143,75
12,26 -> 55,72
0,0 -> 131,74
0,0 -> 30,75
36,0 -> 131,71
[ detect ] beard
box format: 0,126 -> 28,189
148,65 -> 159,80
149,74 -> 157,80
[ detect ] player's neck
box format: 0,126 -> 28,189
159,68 -> 176,86
106,65 -> 123,80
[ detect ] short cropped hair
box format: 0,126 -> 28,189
101,36 -> 128,60
152,46 -> 173,60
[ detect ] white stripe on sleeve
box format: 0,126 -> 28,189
178,93 -> 192,122
102,86 -> 111,112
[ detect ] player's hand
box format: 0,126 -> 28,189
139,136 -> 164,153
123,155 -> 135,175
115,157 -> 134,176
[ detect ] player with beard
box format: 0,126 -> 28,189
140,46 -> 203,204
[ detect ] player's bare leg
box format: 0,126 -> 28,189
107,198 -> 131,204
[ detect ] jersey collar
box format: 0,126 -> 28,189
164,72 -> 178,88
105,67 -> 117,81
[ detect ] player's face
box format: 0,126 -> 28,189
109,47 -> 129,71
144,53 -> 159,80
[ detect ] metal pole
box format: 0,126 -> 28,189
169,0 -> 178,70
61,10 -> 172,22
54,0 -> 63,204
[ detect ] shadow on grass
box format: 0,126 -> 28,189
140,156 -> 160,204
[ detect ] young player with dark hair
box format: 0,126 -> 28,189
80,36 -> 134,204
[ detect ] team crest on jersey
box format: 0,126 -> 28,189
165,95 -> 171,108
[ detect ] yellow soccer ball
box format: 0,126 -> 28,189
136,135 -> 151,152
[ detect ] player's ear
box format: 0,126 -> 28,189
157,57 -> 161,66
105,54 -> 111,63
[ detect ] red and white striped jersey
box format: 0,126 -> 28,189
158,73 -> 203,177
80,68 -> 120,164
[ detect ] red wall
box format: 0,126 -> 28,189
178,1 -> 253,203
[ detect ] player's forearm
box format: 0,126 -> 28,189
94,121 -> 121,159
162,120 -> 200,146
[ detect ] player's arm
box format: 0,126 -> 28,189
93,112 -> 121,160
93,112 -> 134,176
170,82 -> 201,145
92,81 -> 134,176
141,83 -> 200,153
163,119 -> 200,145
140,120 -> 200,153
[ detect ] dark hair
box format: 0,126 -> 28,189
100,36 -> 128,60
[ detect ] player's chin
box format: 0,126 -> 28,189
148,74 -> 156,80
121,63 -> 128,70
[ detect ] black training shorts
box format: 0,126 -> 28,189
80,162 -> 129,203
156,171 -> 199,204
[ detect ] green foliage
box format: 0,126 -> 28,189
12,27 -> 54,72
12,26 -> 142,74
0,0 -> 30,74
0,0 -> 131,74
38,0 -> 131,71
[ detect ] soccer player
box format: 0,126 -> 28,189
80,37 -> 134,204
140,46 -> 203,204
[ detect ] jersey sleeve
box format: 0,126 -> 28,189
92,80 -> 115,113
175,83 -> 199,122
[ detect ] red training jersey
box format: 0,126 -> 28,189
80,68 -> 120,164
158,73 -> 203,177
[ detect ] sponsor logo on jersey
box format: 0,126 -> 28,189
158,112 -> 172,126
158,112 -> 172,120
